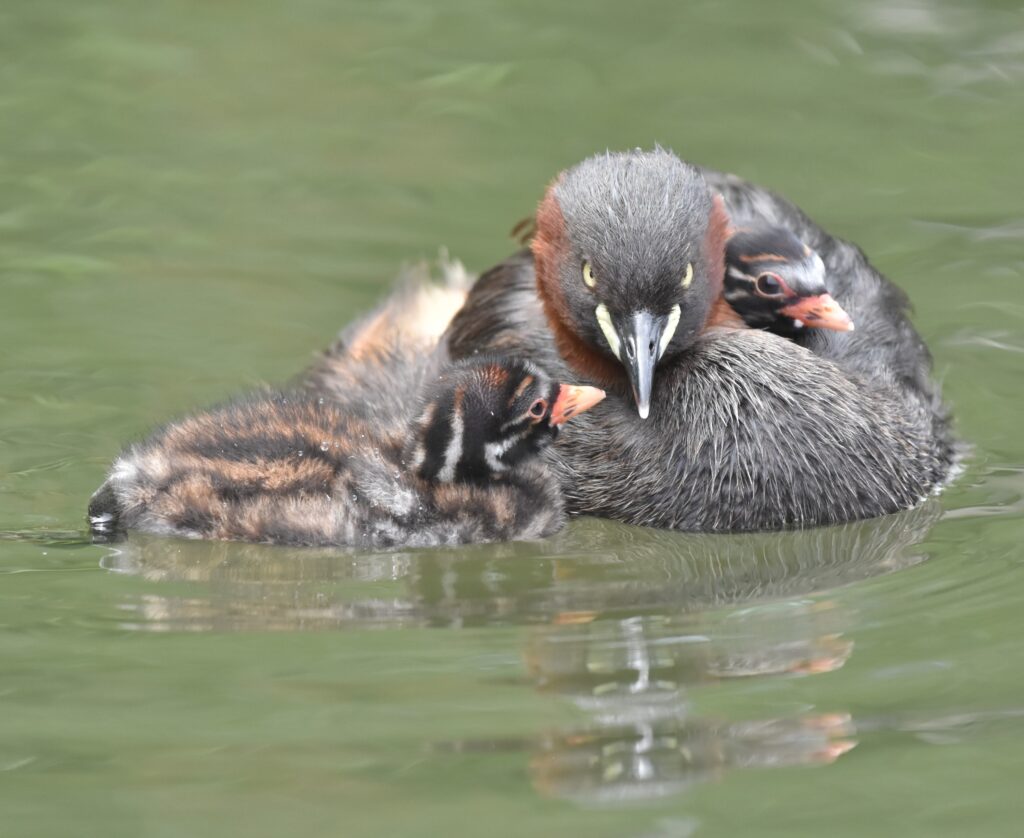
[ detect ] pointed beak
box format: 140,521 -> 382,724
620,311 -> 669,419
550,384 -> 606,426
779,293 -> 855,332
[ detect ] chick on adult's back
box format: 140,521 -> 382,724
442,150 -> 954,531
88,270 -> 604,549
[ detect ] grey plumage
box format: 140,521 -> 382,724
443,150 -> 955,531
702,168 -> 940,397
559,329 -> 949,530
556,149 -> 713,297
546,149 -> 725,362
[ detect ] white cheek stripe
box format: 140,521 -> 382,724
484,434 -> 521,472
408,443 -> 426,471
811,251 -> 826,281
595,303 -> 621,360
658,304 -> 681,360
437,405 -> 464,482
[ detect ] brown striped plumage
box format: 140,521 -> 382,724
88,268 -> 604,549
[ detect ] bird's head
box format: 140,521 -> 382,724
409,357 -> 605,483
532,148 -> 731,418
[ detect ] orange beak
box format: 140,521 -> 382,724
549,384 -> 606,426
779,293 -> 855,332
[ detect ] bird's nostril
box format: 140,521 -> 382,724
648,339 -> 656,357
625,339 -> 636,360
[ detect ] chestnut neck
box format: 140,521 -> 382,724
532,183 -> 622,388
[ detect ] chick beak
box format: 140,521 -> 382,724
621,311 -> 668,420
779,293 -> 855,332
550,384 -> 606,426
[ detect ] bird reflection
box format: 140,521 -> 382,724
99,502 -> 944,804
531,713 -> 856,805
101,500 -> 940,631
522,607 -> 854,804
526,607 -> 851,721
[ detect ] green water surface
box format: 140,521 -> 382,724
3,1 -> 1024,836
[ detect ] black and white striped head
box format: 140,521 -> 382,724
724,226 -> 854,336
408,358 -> 605,483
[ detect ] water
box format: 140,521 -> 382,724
2,0 -> 1023,835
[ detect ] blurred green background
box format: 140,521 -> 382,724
2,1 -> 1023,836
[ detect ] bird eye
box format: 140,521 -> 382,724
582,261 -> 597,289
528,398 -> 548,421
681,262 -> 694,289
755,273 -> 785,297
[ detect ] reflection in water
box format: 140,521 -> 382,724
99,503 -> 944,805
0,529 -> 97,550
100,501 -> 941,632
437,607 -> 857,805
524,605 -> 854,804
526,607 -> 851,722
531,714 -> 856,805
943,465 -> 1024,520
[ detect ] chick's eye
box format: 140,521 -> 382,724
755,273 -> 784,297
582,261 -> 596,289
528,399 -> 548,420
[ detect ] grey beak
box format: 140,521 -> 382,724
620,311 -> 666,420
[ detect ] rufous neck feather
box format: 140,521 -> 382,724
704,194 -> 745,329
531,185 -> 742,384
531,185 -> 624,387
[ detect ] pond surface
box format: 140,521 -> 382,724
2,1 -> 1023,835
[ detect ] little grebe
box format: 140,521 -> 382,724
89,279 -> 603,548
440,149 -> 954,530
515,217 -> 854,340
724,225 -> 853,338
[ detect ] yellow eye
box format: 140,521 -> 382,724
681,262 -> 694,289
582,261 -> 597,289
